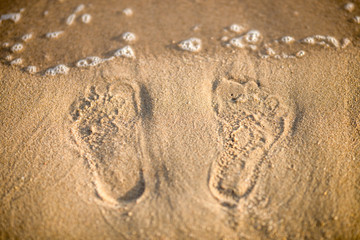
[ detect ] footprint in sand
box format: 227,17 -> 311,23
209,77 -> 291,207
69,81 -> 145,207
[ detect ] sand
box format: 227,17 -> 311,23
0,0 -> 360,239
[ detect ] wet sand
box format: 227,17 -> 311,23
0,0 -> 360,239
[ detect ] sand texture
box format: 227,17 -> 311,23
1,0 -> 360,239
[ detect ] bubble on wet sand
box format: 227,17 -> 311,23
46,31 -> 64,39
2,42 -> 10,48
76,56 -> 103,67
66,14 -> 76,26
229,24 -> 245,33
21,33 -> 33,42
102,56 -> 115,62
344,2 -> 355,12
248,44 -> 257,51
192,25 -> 201,32
221,36 -> 229,42
301,37 -> 315,45
114,45 -> 135,58
178,37 -> 202,52
122,32 -> 136,43
265,47 -> 276,56
5,55 -> 13,61
1,13 -> 21,23
74,4 -> 85,14
341,38 -> 351,48
296,50 -> 306,58
280,52 -> 289,59
123,8 -> 133,16
281,36 -> 295,44
11,43 -> 24,53
10,58 -> 22,65
352,16 -> 360,24
81,14 -> 91,24
26,66 -> 37,74
229,36 -> 245,48
326,36 -> 339,48
45,64 -> 69,76
314,35 -> 326,41
317,41 -> 330,47
244,30 -> 261,44
229,37 -> 242,48
228,30 -> 262,50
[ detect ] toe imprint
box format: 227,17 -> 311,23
209,78 -> 291,207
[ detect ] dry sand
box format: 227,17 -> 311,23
0,0 -> 360,239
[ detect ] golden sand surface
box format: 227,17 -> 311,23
0,0 -> 360,239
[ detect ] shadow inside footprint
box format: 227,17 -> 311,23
70,81 -> 145,207
209,78 -> 290,207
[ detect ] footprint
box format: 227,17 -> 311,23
209,78 -> 291,207
70,81 -> 145,207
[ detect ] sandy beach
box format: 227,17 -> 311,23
0,0 -> 360,239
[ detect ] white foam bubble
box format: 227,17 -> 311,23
10,58 -> 22,65
191,25 -> 200,32
265,47 -> 275,56
244,30 -> 261,44
122,32 -> 136,42
21,33 -> 33,42
353,16 -> 360,24
103,56 -> 115,62
344,2 -> 355,12
229,30 -> 261,49
229,37 -> 245,48
341,38 -> 351,49
229,24 -> 245,33
5,55 -> 13,61
178,38 -> 202,52
123,8 -> 133,16
317,41 -> 329,47
26,66 -> 37,74
221,36 -> 229,42
2,42 -> 10,48
81,14 -> 91,24
281,52 -> 289,59
76,60 -> 88,67
281,36 -> 295,44
43,11 -> 49,16
45,64 -> 69,76
1,13 -> 21,23
314,35 -> 326,40
76,56 -> 103,67
74,4 -> 85,13
11,43 -> 24,52
46,31 -> 64,39
114,45 -> 135,58
248,45 -> 257,51
326,36 -> 339,48
301,37 -> 315,45
66,14 -> 76,25
296,50 -> 306,58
